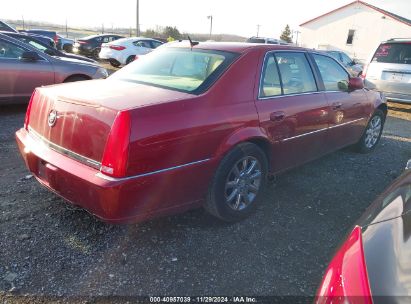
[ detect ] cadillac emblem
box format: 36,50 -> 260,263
48,110 -> 58,127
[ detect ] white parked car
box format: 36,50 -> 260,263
99,37 -> 163,67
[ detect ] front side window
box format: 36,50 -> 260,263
110,48 -> 238,94
0,39 -> 25,59
313,54 -> 349,91
150,41 -> 162,49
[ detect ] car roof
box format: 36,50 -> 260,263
162,41 -> 309,53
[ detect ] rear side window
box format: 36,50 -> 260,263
260,52 -> 317,98
313,54 -> 349,91
247,38 -> 265,43
372,43 -> 411,64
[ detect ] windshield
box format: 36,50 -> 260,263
110,48 -> 238,94
372,43 -> 411,64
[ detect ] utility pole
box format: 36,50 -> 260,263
256,24 -> 261,37
207,15 -> 213,40
22,15 -> 25,30
65,19 -> 68,38
102,23 -> 104,34
136,0 -> 140,36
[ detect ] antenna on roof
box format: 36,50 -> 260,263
187,35 -> 199,49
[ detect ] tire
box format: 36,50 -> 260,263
354,109 -> 385,153
92,48 -> 101,59
205,143 -> 268,222
64,76 -> 89,83
126,56 -> 135,65
109,59 -> 121,68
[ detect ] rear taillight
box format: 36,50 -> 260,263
100,111 -> 131,178
109,45 -> 126,51
315,226 -> 372,304
78,41 -> 87,45
24,90 -> 37,130
54,35 -> 59,44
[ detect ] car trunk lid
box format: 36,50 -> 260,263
26,79 -> 194,168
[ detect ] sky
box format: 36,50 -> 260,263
2,0 -> 410,38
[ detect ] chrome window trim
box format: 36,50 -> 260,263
28,127 -> 101,169
257,50 -> 319,100
281,118 -> 365,142
96,158 -> 212,182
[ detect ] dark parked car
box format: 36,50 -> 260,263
0,20 -> 18,33
2,31 -> 97,63
73,34 -> 124,57
57,34 -> 74,53
0,33 -> 108,104
2,31 -> 56,49
16,42 -> 386,224
326,50 -> 363,77
19,29 -> 59,48
316,160 -> 411,302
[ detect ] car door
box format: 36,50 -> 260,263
0,37 -> 54,103
311,53 -> 369,150
255,51 -> 330,172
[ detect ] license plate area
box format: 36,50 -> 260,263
382,71 -> 411,83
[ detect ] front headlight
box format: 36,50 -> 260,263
97,67 -> 109,78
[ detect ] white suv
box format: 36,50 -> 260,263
364,38 -> 411,104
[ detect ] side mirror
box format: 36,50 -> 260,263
20,51 -> 40,61
348,77 -> 364,91
406,159 -> 411,170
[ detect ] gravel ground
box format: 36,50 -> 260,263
0,101 -> 410,302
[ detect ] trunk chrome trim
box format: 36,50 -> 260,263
96,158 -> 212,182
28,127 -> 101,169
281,118 -> 365,142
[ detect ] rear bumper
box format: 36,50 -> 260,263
16,128 -> 211,223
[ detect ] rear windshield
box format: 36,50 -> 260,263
110,48 -> 239,94
372,42 -> 411,64
246,38 -> 265,43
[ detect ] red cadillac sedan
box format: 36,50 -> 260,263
16,42 -> 386,223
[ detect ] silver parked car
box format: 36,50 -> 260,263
0,33 -> 108,104
364,38 -> 411,104
325,50 -> 363,77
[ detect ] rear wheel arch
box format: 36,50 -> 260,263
214,129 -> 272,172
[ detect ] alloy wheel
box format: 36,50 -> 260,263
364,116 -> 382,148
224,156 -> 262,211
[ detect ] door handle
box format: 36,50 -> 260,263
331,102 -> 343,110
270,111 -> 285,122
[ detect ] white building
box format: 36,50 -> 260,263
299,0 -> 411,61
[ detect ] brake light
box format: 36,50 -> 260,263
78,41 -> 87,45
24,90 -> 37,130
315,226 -> 372,304
54,35 -> 59,44
100,111 -> 131,178
109,45 -> 126,51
